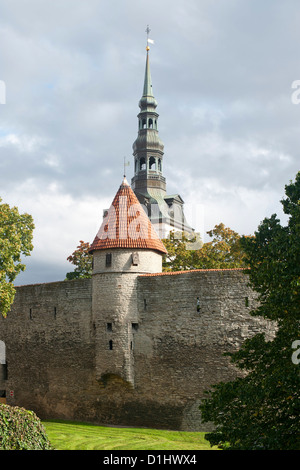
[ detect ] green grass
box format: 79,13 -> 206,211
43,420 -> 216,450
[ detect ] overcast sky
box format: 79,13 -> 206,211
1,0 -> 300,285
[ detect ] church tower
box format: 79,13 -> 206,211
131,39 -> 194,238
131,44 -> 166,198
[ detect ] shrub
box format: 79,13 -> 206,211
0,404 -> 52,450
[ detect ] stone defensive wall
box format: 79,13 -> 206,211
0,270 -> 275,431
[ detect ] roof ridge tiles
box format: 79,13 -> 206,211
140,268 -> 248,277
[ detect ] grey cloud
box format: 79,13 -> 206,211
0,0 -> 300,284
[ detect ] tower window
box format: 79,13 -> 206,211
140,157 -> 146,171
107,323 -> 112,332
109,340 -> 113,350
158,158 -> 162,172
106,253 -> 112,267
149,156 -> 156,170
132,252 -> 139,266
132,323 -> 139,331
148,118 -> 153,128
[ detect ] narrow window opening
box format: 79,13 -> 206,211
140,157 -> 146,171
245,297 -> 249,307
130,341 -> 133,350
148,118 -> 153,128
109,340 -> 113,350
132,252 -> 139,266
149,156 -> 156,170
106,253 -> 112,267
29,308 -> 32,320
54,307 -> 57,319
107,323 -> 112,332
144,299 -> 147,311
197,297 -> 200,313
132,323 -> 139,331
158,158 -> 162,172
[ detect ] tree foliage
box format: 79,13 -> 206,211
199,173 -> 300,450
0,404 -> 52,450
162,223 -> 249,272
0,198 -> 34,317
66,240 -> 93,280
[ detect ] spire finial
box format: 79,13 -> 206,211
145,25 -> 154,51
123,157 -> 130,178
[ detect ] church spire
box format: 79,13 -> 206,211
131,40 -> 165,198
139,45 -> 158,112
131,31 -> 195,238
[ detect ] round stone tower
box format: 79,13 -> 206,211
89,177 -> 167,387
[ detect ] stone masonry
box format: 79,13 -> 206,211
0,266 -> 275,431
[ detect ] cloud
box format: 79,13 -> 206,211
0,0 -> 299,285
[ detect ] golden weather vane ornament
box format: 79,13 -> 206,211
145,25 -> 154,51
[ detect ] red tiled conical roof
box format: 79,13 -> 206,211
90,178 -> 167,254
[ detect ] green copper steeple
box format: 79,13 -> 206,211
140,49 -> 157,109
131,40 -> 194,238
131,46 -> 165,197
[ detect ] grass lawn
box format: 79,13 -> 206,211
43,420 -> 216,451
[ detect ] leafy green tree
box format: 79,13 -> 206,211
0,198 -> 34,317
162,231 -> 197,272
66,240 -> 93,280
199,173 -> 300,450
162,224 -> 248,271
191,223 -> 249,269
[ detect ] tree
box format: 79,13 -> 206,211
0,404 -> 52,450
199,173 -> 300,450
66,240 -> 93,280
162,223 -> 248,272
162,231 -> 198,272
0,198 -> 34,317
192,223 -> 250,269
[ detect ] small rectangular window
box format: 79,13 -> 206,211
106,253 -> 112,267
132,323 -> 139,331
107,323 -> 112,332
144,299 -> 147,311
132,252 -> 139,266
54,307 -> 57,319
29,308 -> 32,320
245,297 -> 249,307
109,340 -> 113,350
